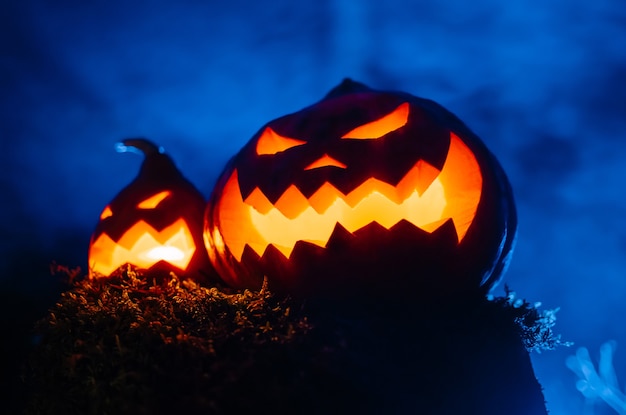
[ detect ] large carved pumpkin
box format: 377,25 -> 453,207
204,80 -> 516,301
89,138 -> 212,282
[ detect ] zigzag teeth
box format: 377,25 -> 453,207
89,219 -> 196,276
247,178 -> 448,258
246,159 -> 442,218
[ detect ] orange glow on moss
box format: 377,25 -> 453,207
89,218 -> 196,277
137,191 -> 171,209
212,132 -> 482,261
342,102 -> 409,139
256,127 -> 307,155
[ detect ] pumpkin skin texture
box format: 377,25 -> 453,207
205,80 -> 516,301
89,138 -> 214,283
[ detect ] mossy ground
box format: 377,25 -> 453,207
23,266 -> 564,415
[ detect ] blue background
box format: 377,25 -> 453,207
2,1 -> 625,413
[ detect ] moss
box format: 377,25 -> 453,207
24,267 -> 563,415
26,267 -> 312,414
490,286 -> 571,353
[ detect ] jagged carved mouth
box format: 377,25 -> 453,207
212,133 -> 482,261
89,218 -> 196,276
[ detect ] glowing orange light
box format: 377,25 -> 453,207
137,190 -> 171,209
248,178 -> 447,258
89,218 -> 196,276
304,154 -> 347,170
214,132 -> 482,261
256,127 -> 307,155
100,206 -> 113,220
342,102 -> 409,139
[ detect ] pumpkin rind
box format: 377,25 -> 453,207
89,138 -> 214,283
204,80 -> 516,301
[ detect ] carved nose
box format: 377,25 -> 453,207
304,154 -> 347,170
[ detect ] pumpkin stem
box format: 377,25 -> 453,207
116,138 -> 165,156
116,138 -> 182,182
324,79 -> 372,99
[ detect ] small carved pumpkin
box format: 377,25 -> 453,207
204,80 -> 516,301
89,138 -> 212,282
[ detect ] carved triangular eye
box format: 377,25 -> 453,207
137,190 -> 171,209
100,205 -> 113,220
342,102 -> 409,139
256,127 -> 307,155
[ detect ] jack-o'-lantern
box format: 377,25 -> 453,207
204,80 -> 516,301
89,138 -> 213,282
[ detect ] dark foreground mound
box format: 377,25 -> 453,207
24,267 -> 560,415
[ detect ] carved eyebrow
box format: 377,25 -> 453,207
341,103 -> 409,139
256,127 -> 307,155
